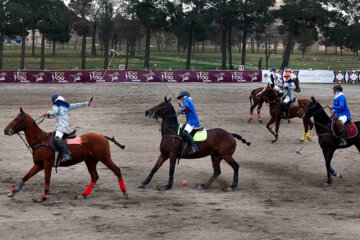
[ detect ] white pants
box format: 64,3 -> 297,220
55,130 -> 64,139
184,124 -> 194,134
338,115 -> 347,124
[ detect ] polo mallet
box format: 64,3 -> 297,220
158,66 -> 182,108
295,132 -> 315,155
90,49 -> 119,102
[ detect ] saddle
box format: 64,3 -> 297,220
331,120 -> 358,139
178,124 -> 207,141
289,98 -> 299,108
50,130 -> 82,171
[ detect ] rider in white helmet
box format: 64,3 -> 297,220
280,72 -> 296,119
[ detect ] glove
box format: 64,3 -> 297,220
88,96 -> 93,106
284,86 -> 289,90
278,91 -> 284,97
45,112 -> 50,118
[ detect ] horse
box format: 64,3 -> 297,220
4,107 -> 128,202
248,77 -> 301,123
255,83 -> 313,143
297,97 -> 360,185
138,97 -> 251,191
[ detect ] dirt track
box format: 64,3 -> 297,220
1,83 -> 360,240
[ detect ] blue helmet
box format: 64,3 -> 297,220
51,93 -> 59,103
271,67 -> 276,71
332,85 -> 343,92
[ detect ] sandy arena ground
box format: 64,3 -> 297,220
1,82 -> 360,240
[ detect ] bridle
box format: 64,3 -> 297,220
300,101 -> 333,132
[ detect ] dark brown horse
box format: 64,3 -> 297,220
4,108 -> 128,202
297,97 -> 360,185
248,77 -> 301,123
256,84 -> 313,143
138,97 -> 251,190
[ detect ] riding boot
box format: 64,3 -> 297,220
182,131 -> 199,154
338,122 -> 347,147
55,137 -> 72,163
281,102 -> 290,119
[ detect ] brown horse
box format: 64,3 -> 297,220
138,97 -> 251,190
256,84 -> 313,143
297,97 -> 360,185
4,108 -> 128,202
248,77 -> 301,123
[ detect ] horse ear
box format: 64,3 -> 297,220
20,107 -> 24,113
164,96 -> 168,102
311,96 -> 315,102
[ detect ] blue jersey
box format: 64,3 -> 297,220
332,93 -> 351,120
181,97 -> 200,127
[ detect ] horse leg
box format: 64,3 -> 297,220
8,163 -> 43,197
162,154 -> 177,190
257,101 -> 263,123
249,101 -> 256,123
307,120 -> 314,141
322,148 -> 337,185
34,160 -> 52,203
200,154 -> 222,190
100,157 -> 128,198
266,116 -> 276,137
223,155 -> 239,190
77,157 -> 99,199
138,153 -> 168,189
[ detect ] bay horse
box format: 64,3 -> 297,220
4,107 -> 128,202
248,77 -> 301,123
297,97 -> 360,185
138,97 -> 251,190
256,83 -> 313,143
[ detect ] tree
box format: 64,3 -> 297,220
97,0 -> 113,69
69,0 -> 93,69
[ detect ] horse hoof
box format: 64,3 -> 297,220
199,184 -> 208,190
138,183 -> 146,189
299,140 -> 304,143
121,195 -> 129,200
33,196 -> 47,203
258,120 -> 263,124
271,139 -> 278,143
76,194 -> 86,200
337,173 -> 342,179
8,191 -> 15,197
248,119 -> 252,123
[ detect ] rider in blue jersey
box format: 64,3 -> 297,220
177,91 -> 200,154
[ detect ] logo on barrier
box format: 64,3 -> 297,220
347,71 -> 359,83
90,71 -> 104,82
197,72 -> 211,82
109,72 -> 120,82
334,71 -> 346,83
143,72 -> 156,82
0,72 -> 7,81
248,72 -> 259,82
32,72 -> 46,83
161,72 -> 176,82
14,71 -> 29,83
70,72 -> 83,82
232,72 -> 245,82
52,72 -> 67,83
178,72 -> 191,82
125,71 -> 140,82
214,72 -> 225,82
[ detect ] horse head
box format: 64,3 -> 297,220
256,84 -> 277,102
297,96 -> 317,118
145,96 -> 175,119
4,107 -> 33,136
294,77 -> 301,93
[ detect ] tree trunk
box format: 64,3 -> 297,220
31,28 -> 35,57
74,35 -> 78,50
280,30 -> 294,70
52,40 -> 56,55
215,41 -> 217,53
241,29 -> 247,65
91,23 -> 97,56
125,40 -> 130,70
221,27 -> 226,70
40,33 -> 45,70
202,41 -> 205,53
0,33 -> 3,69
144,26 -> 151,69
228,27 -> 233,69
185,21 -> 195,70
104,30 -> 109,69
81,34 -> 86,69
20,28 -> 26,69
325,45 -> 327,55
251,38 -> 254,54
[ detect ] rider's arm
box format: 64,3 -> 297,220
47,104 -> 59,116
181,99 -> 190,113
69,102 -> 88,111
331,98 -> 345,110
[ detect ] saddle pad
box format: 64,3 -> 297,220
290,100 -> 299,108
178,125 -> 207,142
331,121 -> 358,139
67,136 -> 83,145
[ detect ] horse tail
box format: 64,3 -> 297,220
232,133 -> 251,146
249,90 -> 254,106
104,136 -> 125,149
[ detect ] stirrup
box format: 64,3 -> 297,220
60,154 -> 72,163
280,113 -> 287,119
338,139 -> 347,147
188,145 -> 199,154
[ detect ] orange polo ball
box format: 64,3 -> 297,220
182,180 -> 188,186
